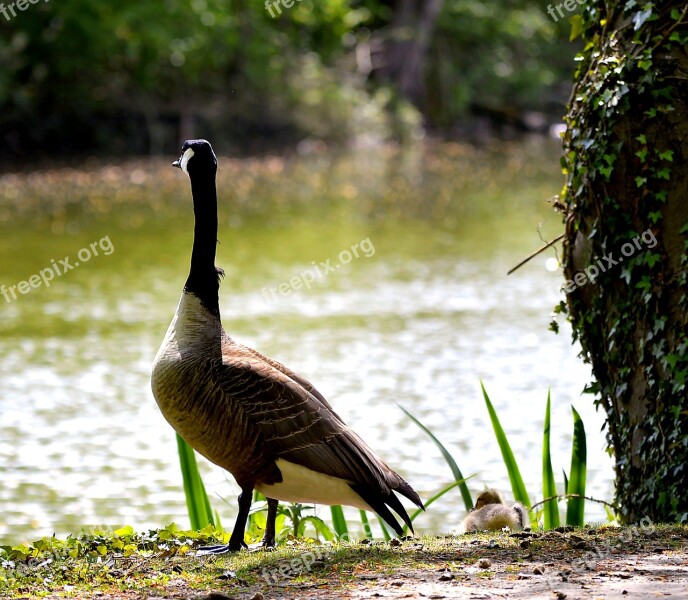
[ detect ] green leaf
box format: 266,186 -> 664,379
400,405 -> 473,511
300,516 -> 335,541
176,433 -> 214,531
633,7 -> 653,31
566,407 -> 587,527
114,526 -> 134,537
330,505 -> 349,540
542,391 -> 560,530
658,150 -> 674,162
644,253 -> 661,268
569,15 -> 583,41
359,510 -> 374,540
377,517 -> 392,542
599,165 -> 614,179
602,154 -> 616,166
481,382 -> 532,512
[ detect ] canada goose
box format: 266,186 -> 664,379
151,139 -> 424,551
458,489 -> 528,533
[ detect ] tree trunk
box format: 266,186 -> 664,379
382,0 -> 445,104
561,2 -> 688,523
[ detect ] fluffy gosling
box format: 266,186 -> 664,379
458,489 -> 528,533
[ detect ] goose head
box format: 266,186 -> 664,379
173,139 -> 217,177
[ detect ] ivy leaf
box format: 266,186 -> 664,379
638,59 -> 652,70
648,211 -> 662,224
658,150 -> 674,162
636,134 -> 647,144
656,167 -> 671,180
633,7 -> 654,31
635,278 -> 651,293
569,15 -> 584,41
621,266 -> 633,284
635,176 -> 647,187
635,148 -> 648,162
644,253 -> 661,268
600,165 -> 614,179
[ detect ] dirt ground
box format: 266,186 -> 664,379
5,525 -> 687,599
238,528 -> 688,600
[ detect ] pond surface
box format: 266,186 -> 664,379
0,140 -> 614,544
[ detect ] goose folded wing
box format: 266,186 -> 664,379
213,354 -> 397,493
234,343 -> 335,411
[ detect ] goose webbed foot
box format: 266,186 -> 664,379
197,540 -> 247,555
198,488 -> 255,555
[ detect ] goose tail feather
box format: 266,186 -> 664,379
350,483 -> 422,536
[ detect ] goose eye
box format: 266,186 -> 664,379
180,147 -> 195,174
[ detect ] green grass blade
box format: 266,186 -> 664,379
330,505 -> 349,540
399,405 -> 473,511
480,382 -> 532,510
377,516 -> 392,541
359,510 -> 374,540
402,479 -> 468,535
213,509 -> 223,532
566,406 -> 587,526
176,433 -> 214,530
562,469 -> 569,494
542,390 -> 560,529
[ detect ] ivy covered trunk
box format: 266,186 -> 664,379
561,2 -> 688,523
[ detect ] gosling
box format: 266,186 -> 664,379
457,489 -> 528,533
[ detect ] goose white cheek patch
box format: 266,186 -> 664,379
180,147 -> 195,174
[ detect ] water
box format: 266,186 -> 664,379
0,140 -> 614,544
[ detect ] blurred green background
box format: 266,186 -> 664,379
1,0 -> 576,161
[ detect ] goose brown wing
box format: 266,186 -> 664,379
236,343 -> 335,410
213,350 -> 399,494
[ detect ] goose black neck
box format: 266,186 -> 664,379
184,170 -> 221,318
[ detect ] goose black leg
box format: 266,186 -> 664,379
261,497 -> 279,548
198,487 -> 253,555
